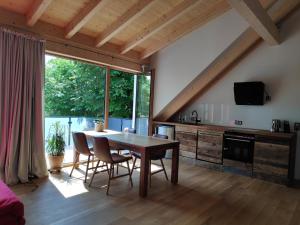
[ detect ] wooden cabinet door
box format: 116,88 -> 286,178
197,131 -> 223,164
253,141 -> 289,184
175,131 -> 197,158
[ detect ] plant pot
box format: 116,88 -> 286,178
48,155 -> 64,171
95,122 -> 104,132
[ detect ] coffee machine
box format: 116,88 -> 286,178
271,119 -> 281,132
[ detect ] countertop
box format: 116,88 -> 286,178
153,121 -> 296,141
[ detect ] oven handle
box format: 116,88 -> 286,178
225,137 -> 252,143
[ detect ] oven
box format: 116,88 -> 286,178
223,130 -> 255,163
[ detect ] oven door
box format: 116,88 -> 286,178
223,135 -> 254,163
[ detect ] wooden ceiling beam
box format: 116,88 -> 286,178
46,41 -> 141,73
154,0 -> 300,122
0,7 -> 147,72
140,0 -> 231,59
26,0 -> 52,26
228,0 -> 280,45
120,0 -> 200,54
65,0 -> 107,39
95,0 -> 156,48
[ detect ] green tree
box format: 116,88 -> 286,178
109,69 -> 134,118
45,57 -> 150,119
137,75 -> 150,117
45,58 -> 105,117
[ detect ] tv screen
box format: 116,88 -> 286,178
234,82 -> 265,105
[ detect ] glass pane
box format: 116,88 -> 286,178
108,69 -> 134,131
44,55 -> 106,164
136,74 -> 151,135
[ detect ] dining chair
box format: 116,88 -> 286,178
130,134 -> 169,186
115,128 -> 136,174
69,132 -> 96,183
89,137 -> 133,195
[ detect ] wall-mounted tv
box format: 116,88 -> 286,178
234,82 -> 265,105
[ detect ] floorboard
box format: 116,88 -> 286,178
10,159 -> 300,225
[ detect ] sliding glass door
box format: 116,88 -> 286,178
108,69 -> 150,135
45,55 -> 105,164
108,69 -> 134,131
136,74 -> 151,135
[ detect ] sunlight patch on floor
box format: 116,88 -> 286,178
49,172 -> 89,198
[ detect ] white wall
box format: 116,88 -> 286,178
152,10 -> 249,116
151,9 -> 300,178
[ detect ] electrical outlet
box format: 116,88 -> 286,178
235,120 -> 243,126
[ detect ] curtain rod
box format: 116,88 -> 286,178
0,25 -> 45,42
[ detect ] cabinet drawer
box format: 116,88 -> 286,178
198,132 -> 223,145
176,125 -> 198,133
254,142 -> 289,166
175,131 -> 197,153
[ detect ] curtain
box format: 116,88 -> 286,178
0,28 -> 48,185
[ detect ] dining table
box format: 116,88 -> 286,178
83,130 -> 180,197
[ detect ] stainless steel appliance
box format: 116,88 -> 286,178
156,125 -> 175,140
271,119 -> 281,132
156,125 -> 175,159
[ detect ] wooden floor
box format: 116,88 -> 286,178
11,158 -> 300,225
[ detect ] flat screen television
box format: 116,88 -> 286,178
234,82 -> 265,105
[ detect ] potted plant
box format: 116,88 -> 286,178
94,118 -> 104,132
46,121 -> 65,172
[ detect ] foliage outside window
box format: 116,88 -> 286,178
137,75 -> 150,118
45,58 -> 105,117
45,57 -> 150,119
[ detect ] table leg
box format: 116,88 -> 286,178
139,149 -> 150,197
171,145 -> 179,184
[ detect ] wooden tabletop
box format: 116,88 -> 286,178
84,130 -> 179,148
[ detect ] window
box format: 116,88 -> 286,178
108,69 -> 150,135
44,55 -> 152,165
45,55 -> 106,164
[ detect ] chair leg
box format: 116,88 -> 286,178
116,150 -> 120,175
126,161 -> 133,187
149,160 -> 152,187
160,159 -> 169,181
106,164 -> 113,195
69,153 -> 79,177
84,155 -> 91,183
106,163 -> 110,176
130,157 -> 137,176
89,160 -> 100,187
92,155 -> 95,168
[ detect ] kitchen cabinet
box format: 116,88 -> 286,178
153,121 -> 296,186
253,140 -> 290,184
197,131 -> 223,164
175,126 -> 197,158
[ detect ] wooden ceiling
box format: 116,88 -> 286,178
0,0 -> 276,71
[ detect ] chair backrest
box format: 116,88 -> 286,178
72,132 -> 91,155
92,137 -> 113,163
153,133 -> 168,139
